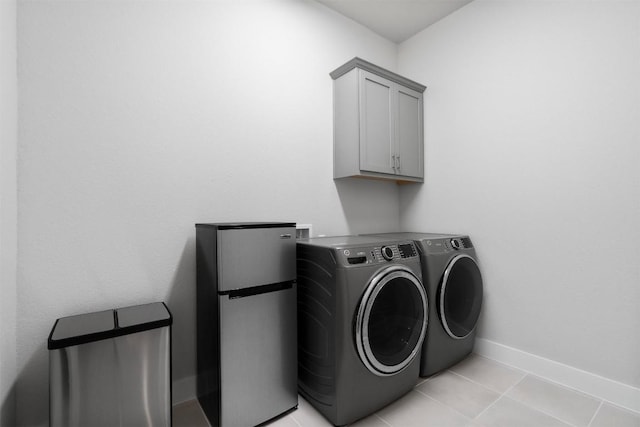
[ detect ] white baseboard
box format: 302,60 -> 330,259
474,338 -> 640,413
172,375 -> 196,406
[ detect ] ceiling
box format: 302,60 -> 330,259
315,0 -> 473,43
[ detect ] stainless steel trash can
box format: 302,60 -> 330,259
48,302 -> 172,427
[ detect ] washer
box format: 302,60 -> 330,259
296,236 -> 427,426
366,232 -> 483,377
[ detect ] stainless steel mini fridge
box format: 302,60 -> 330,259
48,302 -> 172,427
196,222 -> 298,427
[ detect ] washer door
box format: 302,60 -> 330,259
439,254 -> 483,339
355,265 -> 427,376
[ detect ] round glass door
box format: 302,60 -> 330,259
439,254 -> 483,339
355,265 -> 427,376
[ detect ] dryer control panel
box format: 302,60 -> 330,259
341,241 -> 419,266
423,236 -> 473,254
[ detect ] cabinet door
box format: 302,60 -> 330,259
359,70 -> 395,175
396,86 -> 423,178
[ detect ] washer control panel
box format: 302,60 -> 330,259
342,241 -> 419,266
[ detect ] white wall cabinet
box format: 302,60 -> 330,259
331,58 -> 426,183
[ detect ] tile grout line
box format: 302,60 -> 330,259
522,405 -> 581,427
373,412 -> 393,427
599,398 -> 640,416
416,372 -> 441,386
447,367 -> 527,395
470,372 -> 529,422
531,375 -> 640,418
413,388 -> 473,422
415,376 -> 430,387
524,372 -> 612,403
475,352 -> 639,415
289,412 -> 303,427
496,374 -> 590,427
374,375 -> 463,426
466,355 -> 620,425
586,400 -> 604,427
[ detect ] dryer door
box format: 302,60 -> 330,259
439,254 -> 483,339
355,265 -> 427,376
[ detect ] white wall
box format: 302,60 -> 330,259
399,0 -> 640,389
16,0 -> 399,424
15,0 -> 640,423
0,0 -> 18,424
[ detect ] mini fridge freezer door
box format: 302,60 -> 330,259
217,226 -> 296,291
218,284 -> 298,426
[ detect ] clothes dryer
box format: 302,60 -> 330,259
366,232 -> 483,377
296,236 -> 427,426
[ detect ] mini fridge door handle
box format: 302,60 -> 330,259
222,281 -> 294,299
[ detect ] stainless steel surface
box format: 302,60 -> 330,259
219,286 -> 297,426
217,226 -> 295,291
50,327 -> 171,427
355,265 -> 427,376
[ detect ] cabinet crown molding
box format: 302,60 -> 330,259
330,57 -> 426,93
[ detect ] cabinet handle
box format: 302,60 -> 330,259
396,155 -> 401,172
392,154 -> 397,171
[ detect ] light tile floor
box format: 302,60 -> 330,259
173,354 -> 640,427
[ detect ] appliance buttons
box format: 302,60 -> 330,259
451,239 -> 462,250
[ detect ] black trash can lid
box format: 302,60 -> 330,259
48,302 -> 172,350
48,309 -> 114,350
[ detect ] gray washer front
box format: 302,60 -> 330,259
296,235 -> 427,425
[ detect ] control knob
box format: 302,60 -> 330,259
381,246 -> 394,261
451,239 -> 462,250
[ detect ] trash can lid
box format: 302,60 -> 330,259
116,302 -> 172,335
48,309 -> 115,350
48,302 -> 172,350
